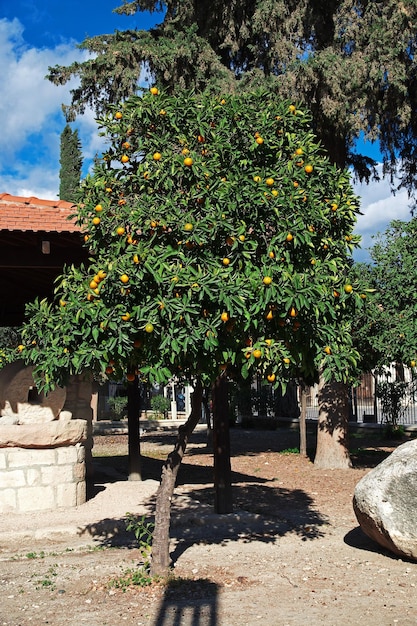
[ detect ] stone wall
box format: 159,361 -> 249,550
0,442 -> 86,513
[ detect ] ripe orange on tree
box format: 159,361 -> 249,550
150,86 -> 159,95
121,155 -> 129,163
116,226 -> 126,236
304,164 -> 313,174
115,111 -> 123,119
344,284 -> 353,294
253,349 -> 262,359
267,373 -> 276,382
120,274 -> 129,284
145,322 -> 154,333
153,152 -> 162,161
263,276 -> 273,285
184,157 -> 193,167
92,216 -> 100,225
221,312 -> 230,322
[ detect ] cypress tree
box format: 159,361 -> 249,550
59,124 -> 83,202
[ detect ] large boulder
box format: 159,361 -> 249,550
353,438 -> 417,561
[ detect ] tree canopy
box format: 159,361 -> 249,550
20,88 -> 366,393
48,0 -> 417,203
355,218 -> 417,372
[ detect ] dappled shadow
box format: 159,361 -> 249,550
78,476 -> 328,556
154,578 -> 219,626
168,480 -> 328,565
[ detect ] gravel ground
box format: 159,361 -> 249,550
1,425 -> 416,626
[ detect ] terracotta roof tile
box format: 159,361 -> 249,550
0,193 -> 81,233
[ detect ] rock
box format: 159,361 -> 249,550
0,415 -> 20,425
0,419 -> 88,448
0,361 -> 66,423
353,438 -> 417,561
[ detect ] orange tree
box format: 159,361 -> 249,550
21,88 -> 365,571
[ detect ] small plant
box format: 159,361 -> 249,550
376,379 -> 408,431
280,447 -> 300,454
34,565 -> 58,591
150,394 -> 170,419
383,423 -> 405,440
107,395 -> 128,420
109,514 -> 155,590
26,551 -> 45,559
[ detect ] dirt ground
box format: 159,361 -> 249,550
1,424 -> 417,626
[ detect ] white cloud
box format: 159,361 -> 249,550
353,165 -> 411,262
0,17 -> 96,199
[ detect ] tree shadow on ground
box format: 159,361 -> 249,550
154,578 -> 219,626
81,462 -> 328,561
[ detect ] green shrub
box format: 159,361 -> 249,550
150,394 -> 170,419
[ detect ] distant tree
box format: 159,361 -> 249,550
59,124 -> 83,202
359,219 -> 417,371
48,0 -> 417,205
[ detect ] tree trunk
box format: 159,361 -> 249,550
314,376 -> 352,469
299,382 -> 307,458
212,374 -> 233,514
151,379 -> 203,577
127,376 -> 142,481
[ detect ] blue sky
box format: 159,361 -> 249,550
0,0 -> 411,263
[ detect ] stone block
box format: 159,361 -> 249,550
0,419 -> 87,449
17,486 -> 55,512
0,488 -> 17,512
0,451 -> 6,469
73,461 -> 86,482
26,468 -> 41,486
56,446 -> 78,465
57,482 -> 77,508
1,469 -> 26,488
41,464 -> 73,485
7,448 -> 56,468
76,443 -> 85,463
76,480 -> 86,506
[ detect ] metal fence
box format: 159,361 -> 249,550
305,371 -> 417,425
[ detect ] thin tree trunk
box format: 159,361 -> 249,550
314,375 -> 352,469
127,376 -> 142,481
212,374 -> 233,514
151,379 -> 203,577
299,382 -> 307,458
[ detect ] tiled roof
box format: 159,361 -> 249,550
0,193 -> 81,232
